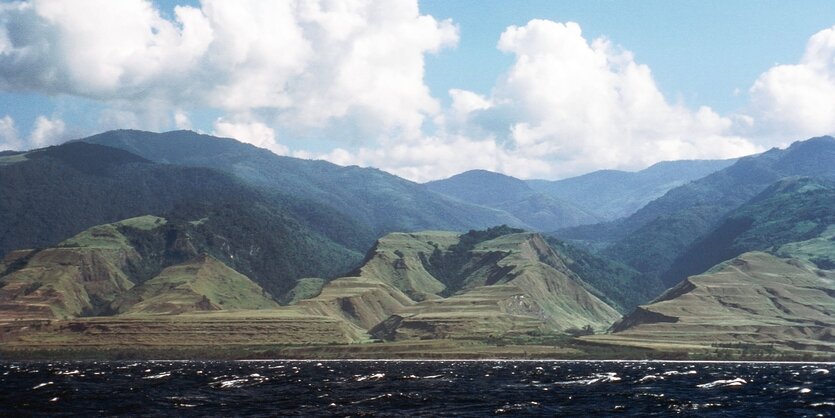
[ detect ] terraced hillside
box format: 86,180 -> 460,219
350,228 -> 621,336
0,213 -> 355,320
114,254 -> 279,315
591,251 -> 835,357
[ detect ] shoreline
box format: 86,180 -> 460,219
2,344 -> 831,363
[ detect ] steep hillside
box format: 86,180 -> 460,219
662,177 -> 835,287
0,217 -> 152,319
0,210 -> 359,320
558,136 -> 835,287
296,277 -> 414,330
426,170 -> 598,230
114,254 -> 279,315
0,141 -> 359,276
352,227 -> 621,332
81,130 -> 525,250
545,237 -> 663,312
0,142 -> 360,295
528,159 -> 735,221
600,252 -> 835,355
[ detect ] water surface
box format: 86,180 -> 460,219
1,360 -> 832,416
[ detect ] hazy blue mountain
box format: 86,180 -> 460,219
661,177 -> 835,287
0,141 -> 361,296
558,136 -> 835,289
81,130 -> 525,250
426,169 -> 599,231
527,159 -> 735,221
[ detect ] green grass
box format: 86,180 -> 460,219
116,254 -> 279,315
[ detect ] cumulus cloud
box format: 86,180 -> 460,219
749,25 -> 835,142
0,115 -> 20,150
173,110 -> 192,130
0,0 -> 211,99
0,114 -> 66,150
6,3 -> 826,181
318,19 -> 762,181
212,116 -> 288,155
310,134 -> 551,182
0,0 -> 457,143
29,115 -> 65,147
473,20 -> 757,177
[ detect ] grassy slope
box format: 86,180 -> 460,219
0,141 -> 361,290
353,228 -> 621,334
597,251 -> 835,357
0,217 -> 157,319
0,208 -> 360,320
662,177 -> 835,286
545,237 -> 662,313
115,254 -> 279,315
557,136 -> 835,293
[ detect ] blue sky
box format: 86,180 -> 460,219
421,0 -> 835,113
1,1 -> 835,181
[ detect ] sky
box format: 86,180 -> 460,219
1,1 -> 835,181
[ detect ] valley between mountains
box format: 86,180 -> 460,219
0,131 -> 833,360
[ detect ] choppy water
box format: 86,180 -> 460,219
1,360 -> 832,416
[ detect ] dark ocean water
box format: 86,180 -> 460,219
0,360 -> 832,416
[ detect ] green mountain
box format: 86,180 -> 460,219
544,237 -> 662,313
0,204 -> 359,320
80,130 -> 525,251
662,177 -> 835,286
426,169 -> 599,230
558,136 -> 835,290
0,141 -> 361,300
349,227 -> 621,333
527,159 -> 735,221
596,251 -> 835,357
0,217 -> 144,319
113,254 -> 279,315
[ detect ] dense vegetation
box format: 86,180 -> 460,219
545,237 -> 662,313
0,142 -> 264,256
81,130 -> 523,251
662,177 -> 835,286
0,142 -> 361,298
555,136 -> 835,292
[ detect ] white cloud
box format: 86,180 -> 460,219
212,116 -> 288,155
0,0 -> 212,99
0,114 -> 68,151
300,19 -> 766,182
10,4 -> 827,182
478,20 -> 759,178
0,115 -> 20,151
0,0 -> 457,143
308,134 -> 552,183
28,115 -> 65,147
173,110 -> 192,130
749,25 -> 835,142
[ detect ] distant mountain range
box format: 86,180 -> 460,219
81,130 -> 525,251
526,159 -> 736,221
426,170 -> 599,231
558,136 -> 835,287
0,130 -> 833,359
